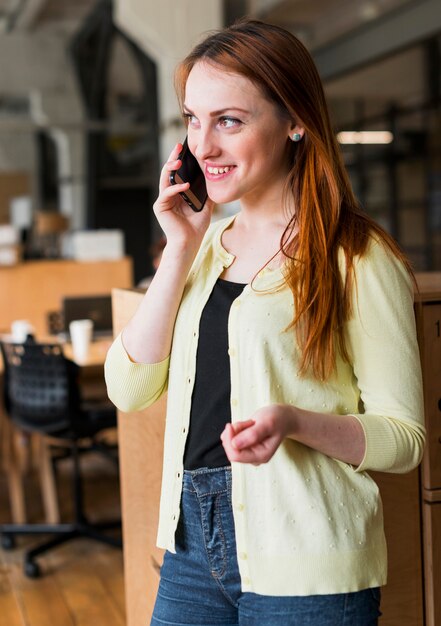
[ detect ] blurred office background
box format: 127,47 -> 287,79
0,0 -> 439,282
0,2 -> 440,624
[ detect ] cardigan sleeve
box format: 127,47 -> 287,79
345,240 -> 426,474
103,219 -> 234,414
104,332 -> 169,412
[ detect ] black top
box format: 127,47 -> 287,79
183,278 -> 246,470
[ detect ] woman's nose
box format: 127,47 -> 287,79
193,129 -> 220,161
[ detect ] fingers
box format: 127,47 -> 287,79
221,423 -> 241,462
221,421 -> 263,462
155,147 -> 190,214
230,419 -> 255,436
160,180 -> 190,200
221,418 -> 281,465
166,143 -> 183,168
159,144 -> 183,190
169,142 -> 183,160
232,420 -> 268,450
221,420 -> 261,451
222,432 -> 273,465
220,420 -> 255,453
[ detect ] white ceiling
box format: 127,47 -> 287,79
0,0 -> 417,42
0,0 -> 95,34
0,0 -> 432,104
253,0 -> 428,105
325,45 -> 425,102
249,0 -> 415,48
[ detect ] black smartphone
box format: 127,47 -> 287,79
169,137 -> 208,212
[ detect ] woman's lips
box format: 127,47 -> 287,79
205,165 -> 235,181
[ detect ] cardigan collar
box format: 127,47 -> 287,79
211,213 -> 287,291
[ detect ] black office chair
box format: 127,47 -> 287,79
46,310 -> 64,335
0,337 -> 122,578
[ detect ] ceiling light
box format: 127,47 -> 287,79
360,2 -> 379,20
337,131 -> 394,144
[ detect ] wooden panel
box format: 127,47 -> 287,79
423,488 -> 441,503
372,469 -> 424,626
422,499 -> 441,626
0,257 -> 133,335
418,303 -> 441,490
0,172 -> 29,224
112,288 -> 165,626
415,273 -> 441,303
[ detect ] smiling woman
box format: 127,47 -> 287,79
183,62 -> 294,213
104,18 -> 425,626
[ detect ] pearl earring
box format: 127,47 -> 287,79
292,132 -> 302,142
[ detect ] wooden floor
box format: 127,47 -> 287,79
0,442 -> 126,626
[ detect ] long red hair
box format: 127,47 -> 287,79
175,18 -> 413,380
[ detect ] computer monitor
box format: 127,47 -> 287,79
62,294 -> 113,338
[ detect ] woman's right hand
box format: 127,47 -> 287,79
153,143 -> 214,251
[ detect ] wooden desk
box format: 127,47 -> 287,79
64,338 -> 113,371
113,275 -> 441,626
0,257 -> 133,336
0,337 -> 112,373
65,339 -> 112,365
65,338 -> 113,401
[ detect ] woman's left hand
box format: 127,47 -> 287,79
220,404 -> 293,465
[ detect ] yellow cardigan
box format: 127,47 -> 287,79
105,214 -> 425,596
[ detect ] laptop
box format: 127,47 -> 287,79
62,295 -> 113,339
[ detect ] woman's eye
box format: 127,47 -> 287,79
218,116 -> 241,129
183,113 -> 199,127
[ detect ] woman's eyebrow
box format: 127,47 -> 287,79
183,104 -> 251,116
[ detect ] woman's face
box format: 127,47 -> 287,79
184,61 -> 296,209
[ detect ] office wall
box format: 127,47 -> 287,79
114,0 -> 223,161
0,34 -> 86,227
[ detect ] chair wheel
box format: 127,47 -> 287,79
1,534 -> 15,550
24,560 -> 41,578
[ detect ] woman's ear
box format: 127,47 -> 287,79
289,124 -> 305,142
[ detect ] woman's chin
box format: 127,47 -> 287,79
207,189 -> 240,206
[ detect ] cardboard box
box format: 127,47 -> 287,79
0,224 -> 19,246
0,244 -> 22,266
61,229 -> 125,261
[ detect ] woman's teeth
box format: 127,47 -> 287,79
207,166 -> 233,175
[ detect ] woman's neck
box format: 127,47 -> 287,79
237,186 -> 295,231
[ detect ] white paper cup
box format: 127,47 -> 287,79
11,319 -> 34,342
69,319 -> 93,362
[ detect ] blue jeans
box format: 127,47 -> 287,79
151,467 -> 382,626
